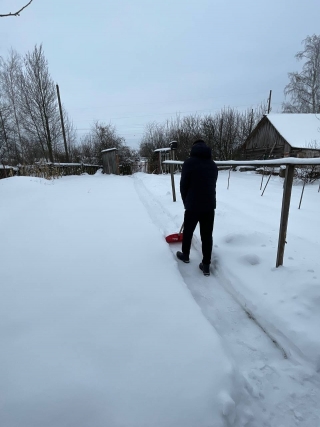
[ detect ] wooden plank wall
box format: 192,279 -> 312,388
244,120 -> 286,160
102,150 -> 118,174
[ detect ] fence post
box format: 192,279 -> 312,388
227,167 -> 232,189
276,164 -> 295,267
169,141 -> 178,202
158,151 -> 162,174
170,151 -> 176,202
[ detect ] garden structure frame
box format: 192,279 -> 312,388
163,157 -> 320,268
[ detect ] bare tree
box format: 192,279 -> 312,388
78,121 -> 127,164
19,44 -> 61,162
0,45 -> 76,164
0,0 -> 33,18
0,50 -> 24,162
139,103 -> 267,162
283,35 -> 320,113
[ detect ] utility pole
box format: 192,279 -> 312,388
56,84 -> 69,162
267,90 -> 272,114
0,110 -> 9,149
0,110 -> 9,177
249,108 -> 254,133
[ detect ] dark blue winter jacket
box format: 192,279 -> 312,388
180,142 -> 218,212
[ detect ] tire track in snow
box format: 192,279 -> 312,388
134,174 -> 320,427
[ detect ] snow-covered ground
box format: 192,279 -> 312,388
1,170 -> 319,426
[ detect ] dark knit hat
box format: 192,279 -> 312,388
193,139 -> 206,145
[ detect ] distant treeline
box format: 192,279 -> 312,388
139,105 -> 267,162
0,45 -> 136,166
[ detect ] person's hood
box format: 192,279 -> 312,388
190,142 -> 212,159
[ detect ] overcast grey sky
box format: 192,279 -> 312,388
1,0 -> 320,148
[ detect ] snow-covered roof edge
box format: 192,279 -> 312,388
0,165 -> 19,170
101,148 -> 117,153
163,157 -> 320,166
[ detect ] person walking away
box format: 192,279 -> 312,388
176,139 -> 218,276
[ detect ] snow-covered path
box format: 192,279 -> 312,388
1,174 -> 247,427
134,172 -> 320,427
1,172 -> 319,427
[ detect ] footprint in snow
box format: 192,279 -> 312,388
224,232 -> 265,246
239,254 -> 261,266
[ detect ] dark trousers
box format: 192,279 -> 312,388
182,210 -> 215,265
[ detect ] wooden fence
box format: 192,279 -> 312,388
0,163 -> 101,180
163,157 -> 320,268
0,165 -> 19,179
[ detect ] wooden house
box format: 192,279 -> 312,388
243,114 -> 320,160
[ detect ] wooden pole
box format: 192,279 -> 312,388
267,90 -> 272,114
116,153 -> 120,175
276,164 -> 294,267
170,151 -> 176,202
56,84 -> 69,162
0,110 -> 9,152
227,167 -> 231,189
249,109 -> 254,133
0,110 -> 9,178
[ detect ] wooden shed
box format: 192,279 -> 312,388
243,114 -> 320,160
101,148 -> 119,175
154,148 -> 171,173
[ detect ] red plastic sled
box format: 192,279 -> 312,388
165,232 -> 183,243
165,223 -> 184,243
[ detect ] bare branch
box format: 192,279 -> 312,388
0,0 -> 33,18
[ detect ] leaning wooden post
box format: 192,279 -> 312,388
261,168 -> 274,196
260,166 -> 266,190
276,164 -> 295,267
298,178 -> 306,209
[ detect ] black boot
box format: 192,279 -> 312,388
176,251 -> 190,263
199,262 -> 210,276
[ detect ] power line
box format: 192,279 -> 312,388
74,99 -> 284,136
68,90 -> 273,111
74,101 -> 277,127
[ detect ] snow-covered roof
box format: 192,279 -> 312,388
266,114 -> 320,149
101,148 -> 117,153
154,148 -> 171,152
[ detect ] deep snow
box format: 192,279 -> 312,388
1,170 -> 319,426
